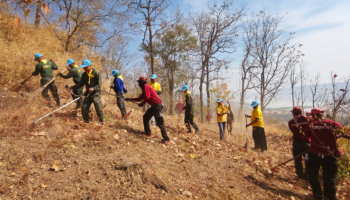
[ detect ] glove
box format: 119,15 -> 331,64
138,103 -> 143,107
84,91 -> 89,96
125,98 -> 132,102
156,91 -> 161,95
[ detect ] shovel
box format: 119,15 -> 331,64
244,116 -> 249,149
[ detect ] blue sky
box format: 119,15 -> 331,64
128,0 -> 350,107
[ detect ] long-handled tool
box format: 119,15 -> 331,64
244,116 -> 249,149
33,97 -> 81,124
270,149 -> 309,170
9,75 -> 33,91
28,68 -> 67,99
33,87 -> 87,124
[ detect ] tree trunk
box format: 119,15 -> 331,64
34,0 -> 43,27
169,70 -> 175,115
206,62 -> 210,111
147,5 -> 154,74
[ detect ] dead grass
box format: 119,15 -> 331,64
0,9 -> 349,200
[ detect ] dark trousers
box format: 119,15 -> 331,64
143,104 -> 170,140
292,141 -> 310,177
82,93 -> 104,123
218,122 -> 226,141
308,153 -> 338,200
252,127 -> 267,151
72,86 -> 83,108
184,114 -> 199,131
116,93 -> 126,117
41,77 -> 60,105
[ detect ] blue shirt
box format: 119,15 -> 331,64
113,76 -> 124,93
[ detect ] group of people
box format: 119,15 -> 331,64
31,53 -> 204,145
32,54 -> 349,199
288,106 -> 350,200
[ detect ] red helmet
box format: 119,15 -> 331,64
311,108 -> 324,114
137,76 -> 147,82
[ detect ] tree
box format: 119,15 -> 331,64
289,63 -> 300,107
296,60 -> 308,112
191,0 -> 243,122
310,72 -> 321,108
49,0 -> 124,52
154,22 -> 197,115
329,72 -> 350,120
244,11 -> 303,112
128,0 -> 174,74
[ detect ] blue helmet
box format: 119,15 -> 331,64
66,59 -> 75,66
80,59 -> 92,68
110,69 -> 119,76
34,53 -> 42,61
181,85 -> 189,91
251,100 -> 258,107
150,74 -> 157,79
217,98 -> 223,103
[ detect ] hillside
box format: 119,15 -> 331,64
0,90 -> 349,199
0,9 -> 349,200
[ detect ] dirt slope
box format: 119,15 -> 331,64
0,91 -> 349,200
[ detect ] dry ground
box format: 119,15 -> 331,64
0,89 -> 349,200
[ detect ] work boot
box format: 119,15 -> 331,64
186,130 -> 192,133
195,129 -> 200,134
161,140 -> 171,145
145,132 -> 152,137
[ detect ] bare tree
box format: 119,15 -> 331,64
47,0 -> 125,52
289,64 -> 300,107
310,72 -> 321,108
329,72 -> 350,120
128,0 -> 174,74
295,60 -> 308,112
244,11 -> 303,112
191,0 -> 243,122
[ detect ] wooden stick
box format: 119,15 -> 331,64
244,116 -> 249,149
271,149 -> 309,170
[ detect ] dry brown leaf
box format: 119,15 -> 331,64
49,161 -> 59,172
13,17 -> 20,28
113,134 -> 119,140
8,172 -> 15,177
25,9 -> 30,17
41,183 -> 49,188
44,5 -> 50,15
182,191 -> 192,197
26,0 -> 31,6
41,3 -> 45,9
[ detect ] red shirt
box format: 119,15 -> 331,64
176,103 -> 183,111
304,119 -> 350,155
288,115 -> 312,143
132,84 -> 162,106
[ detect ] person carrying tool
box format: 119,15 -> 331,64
125,76 -> 171,145
181,85 -> 200,134
302,108 -> 350,200
288,106 -> 312,180
226,102 -> 234,134
148,74 -> 161,126
32,53 -> 60,107
205,111 -> 213,124
245,100 -> 267,152
110,69 -> 127,118
175,100 -> 183,117
69,60 -> 104,125
216,98 -> 229,141
58,59 -> 83,108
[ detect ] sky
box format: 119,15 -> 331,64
128,0 -> 350,108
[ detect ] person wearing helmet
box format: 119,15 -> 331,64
216,98 -> 229,141
148,74 -> 161,126
303,108 -> 350,200
58,59 -> 83,108
110,69 -> 127,118
288,106 -> 312,180
245,100 -> 267,152
32,53 -> 60,107
125,76 -> 171,145
69,60 -> 104,125
181,85 -> 199,134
